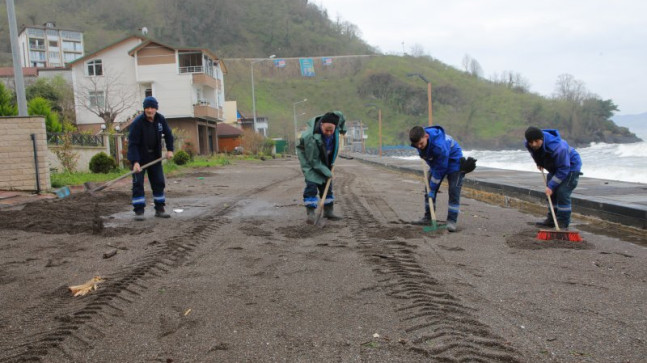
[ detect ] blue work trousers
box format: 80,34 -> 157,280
424,171 -> 464,223
548,171 -> 579,227
303,180 -> 334,209
132,161 -> 166,213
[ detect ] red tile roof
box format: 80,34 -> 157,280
0,67 -> 38,77
218,123 -> 243,137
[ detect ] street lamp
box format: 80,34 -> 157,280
366,103 -> 383,157
293,98 -> 308,153
407,72 -> 432,126
251,55 -> 276,134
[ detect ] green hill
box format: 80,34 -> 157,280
225,55 -> 640,149
1,0 -> 639,149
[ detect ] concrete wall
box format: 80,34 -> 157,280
47,142 -> 109,172
0,116 -> 51,192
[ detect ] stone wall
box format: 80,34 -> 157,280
0,116 -> 51,192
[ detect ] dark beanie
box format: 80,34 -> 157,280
143,96 -> 158,110
320,112 -> 339,126
525,126 -> 544,142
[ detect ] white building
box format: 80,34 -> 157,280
18,22 -> 84,68
68,35 -> 227,155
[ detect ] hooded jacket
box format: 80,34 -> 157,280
297,111 -> 347,184
524,129 -> 582,191
417,126 -> 463,190
127,112 -> 174,164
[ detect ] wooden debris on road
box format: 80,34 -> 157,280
69,276 -> 104,296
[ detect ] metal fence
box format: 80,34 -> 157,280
47,132 -> 104,147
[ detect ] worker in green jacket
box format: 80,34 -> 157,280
296,111 -> 347,224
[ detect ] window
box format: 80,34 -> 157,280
27,28 -> 45,37
62,41 -> 82,52
145,88 -> 152,97
87,59 -> 102,76
64,52 -> 80,62
61,31 -> 82,40
29,39 -> 45,50
49,40 -> 58,47
30,51 -> 46,61
89,91 -> 105,108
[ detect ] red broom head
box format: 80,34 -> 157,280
536,230 -> 583,242
536,230 -> 551,240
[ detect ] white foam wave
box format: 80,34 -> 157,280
396,142 -> 647,184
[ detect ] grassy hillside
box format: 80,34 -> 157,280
0,0 -> 374,62
225,55 -> 639,149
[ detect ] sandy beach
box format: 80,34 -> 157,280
0,157 -> 645,362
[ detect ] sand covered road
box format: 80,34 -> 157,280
0,158 -> 645,362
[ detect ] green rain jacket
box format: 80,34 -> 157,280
297,111 -> 347,184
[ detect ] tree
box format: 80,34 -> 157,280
28,97 -> 62,132
26,76 -> 75,122
490,71 -> 531,93
0,83 -> 17,116
553,73 -> 588,103
75,67 -> 137,131
461,54 -> 483,77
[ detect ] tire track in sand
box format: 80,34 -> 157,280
0,171 -> 298,363
337,167 -> 523,362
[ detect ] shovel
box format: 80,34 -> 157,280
85,156 -> 164,194
313,165 -> 335,228
421,159 -> 446,232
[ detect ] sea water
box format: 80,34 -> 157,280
397,141 -> 647,184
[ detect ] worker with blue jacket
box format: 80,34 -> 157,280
410,125 -> 465,232
127,96 -> 174,221
524,126 -> 582,229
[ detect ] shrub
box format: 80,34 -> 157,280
182,141 -> 196,161
173,150 -> 191,165
89,152 -> 117,174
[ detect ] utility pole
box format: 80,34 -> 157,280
6,0 -> 27,115
378,108 -> 382,157
407,73 -> 432,126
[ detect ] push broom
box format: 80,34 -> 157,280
536,169 -> 582,242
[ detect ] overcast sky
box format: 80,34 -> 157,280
316,0 -> 646,115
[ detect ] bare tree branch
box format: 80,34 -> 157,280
75,66 -> 138,131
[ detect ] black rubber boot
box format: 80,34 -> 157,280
535,217 -> 554,227
323,204 -> 342,220
134,210 -> 145,221
155,208 -> 171,218
412,210 -> 431,225
306,208 -> 316,224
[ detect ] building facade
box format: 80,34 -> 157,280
18,22 -> 84,68
68,35 -> 227,155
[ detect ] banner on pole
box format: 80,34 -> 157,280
299,58 -> 315,77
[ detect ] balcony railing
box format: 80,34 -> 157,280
193,104 -> 221,120
179,66 -> 203,74
47,132 -> 104,147
192,73 -> 219,89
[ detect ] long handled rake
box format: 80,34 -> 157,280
421,160 -> 446,232
84,156 -> 164,194
536,169 -> 582,242
313,165 -> 335,228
